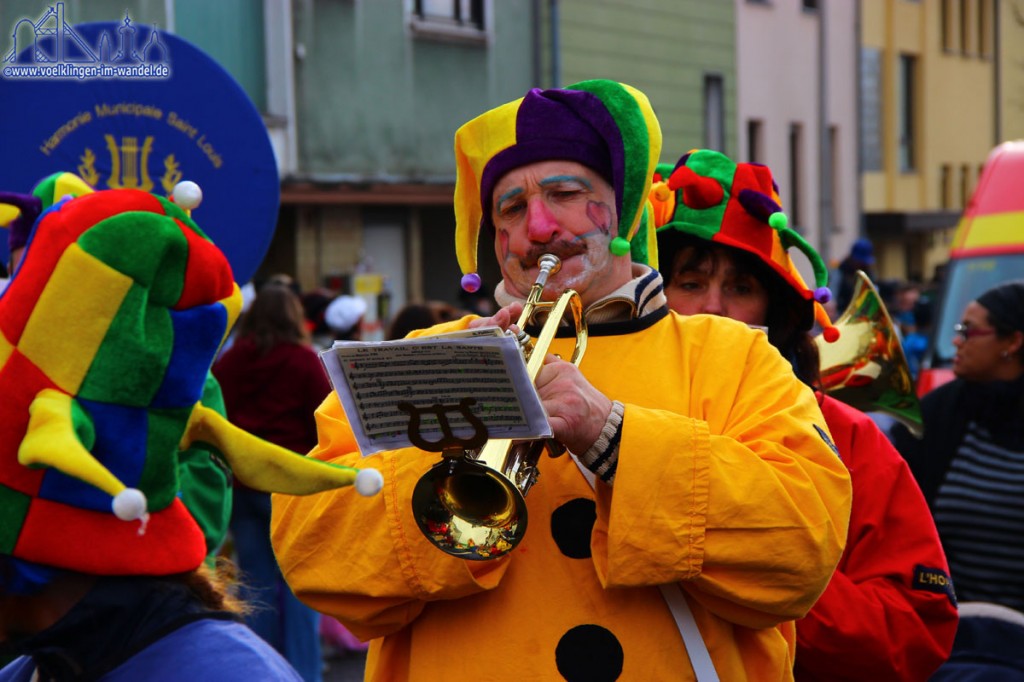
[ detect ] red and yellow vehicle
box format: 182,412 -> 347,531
918,141 -> 1024,395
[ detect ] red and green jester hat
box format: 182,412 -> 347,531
0,176 -> 382,591
649,149 -> 839,339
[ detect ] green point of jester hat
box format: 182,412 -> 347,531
453,79 -> 663,292
0,180 -> 381,586
653,149 -> 838,339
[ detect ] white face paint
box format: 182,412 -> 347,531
491,160 -> 631,306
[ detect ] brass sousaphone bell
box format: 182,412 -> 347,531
815,270 -> 924,437
410,254 -> 587,560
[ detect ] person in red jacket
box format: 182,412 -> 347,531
651,149 -> 958,681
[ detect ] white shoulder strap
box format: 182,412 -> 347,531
657,583 -> 720,682
569,455 -> 719,681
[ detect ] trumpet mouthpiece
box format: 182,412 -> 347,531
536,254 -> 561,288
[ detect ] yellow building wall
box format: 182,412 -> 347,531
863,0 -> 994,211
999,0 -> 1024,141
861,0 -> 997,280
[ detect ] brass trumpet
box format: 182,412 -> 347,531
815,270 -> 924,437
411,254 -> 587,560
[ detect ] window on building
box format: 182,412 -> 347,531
940,164 -> 953,209
414,0 -> 484,28
802,0 -> 819,11
704,74 -> 725,152
830,125 -> 840,231
978,0 -> 993,57
940,0 -> 954,51
409,0 -> 488,43
960,0 -> 971,54
860,47 -> 883,171
960,164 -> 972,208
747,119 -> 763,163
898,54 -> 917,172
789,123 -> 802,229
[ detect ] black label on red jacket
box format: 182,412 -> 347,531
913,565 -> 957,606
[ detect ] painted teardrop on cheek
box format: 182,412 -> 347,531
586,201 -> 613,236
497,228 -> 511,265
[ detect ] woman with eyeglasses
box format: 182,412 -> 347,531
892,280 -> 1024,602
892,280 -> 1024,678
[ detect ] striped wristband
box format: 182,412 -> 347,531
577,400 -> 624,485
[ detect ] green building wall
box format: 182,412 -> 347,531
537,0 -> 737,162
291,0 -> 535,180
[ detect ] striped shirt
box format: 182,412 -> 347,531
934,419 -> 1024,610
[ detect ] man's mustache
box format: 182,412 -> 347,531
520,241 -> 587,269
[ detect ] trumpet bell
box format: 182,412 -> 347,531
412,458 -> 528,560
816,270 -> 923,438
409,254 -> 587,560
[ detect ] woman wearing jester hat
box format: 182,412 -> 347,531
273,80 -> 851,681
651,149 -> 958,681
0,178 -> 381,681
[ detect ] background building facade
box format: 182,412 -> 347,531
736,0 -> 860,282
3,0 -> 1023,312
860,0 -> 1001,284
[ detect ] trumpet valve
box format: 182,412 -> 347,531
515,328 -> 532,351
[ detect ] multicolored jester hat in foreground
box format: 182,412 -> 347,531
0,175 -> 382,580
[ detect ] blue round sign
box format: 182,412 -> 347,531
0,19 -> 279,284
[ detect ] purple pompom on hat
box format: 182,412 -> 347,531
0,192 -> 43,253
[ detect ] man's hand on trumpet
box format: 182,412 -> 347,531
466,301 -> 524,334
468,303 -> 612,456
535,353 -> 612,457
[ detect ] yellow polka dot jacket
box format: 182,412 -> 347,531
271,311 -> 852,681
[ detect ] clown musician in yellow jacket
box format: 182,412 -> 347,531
271,80 -> 852,681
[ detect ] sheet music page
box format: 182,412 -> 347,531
320,327 -> 552,456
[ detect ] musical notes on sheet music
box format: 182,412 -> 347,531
319,329 -> 552,455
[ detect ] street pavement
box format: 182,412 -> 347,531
322,652 -> 367,682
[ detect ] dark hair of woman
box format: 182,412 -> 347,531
0,556 -> 251,626
987,310 -> 1024,363
658,231 -> 821,388
387,302 -> 462,340
236,283 -> 311,356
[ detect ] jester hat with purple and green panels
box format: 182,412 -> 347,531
454,79 -> 663,292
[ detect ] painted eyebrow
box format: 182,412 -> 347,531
495,175 -> 593,212
540,175 -> 593,189
495,187 -> 524,212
